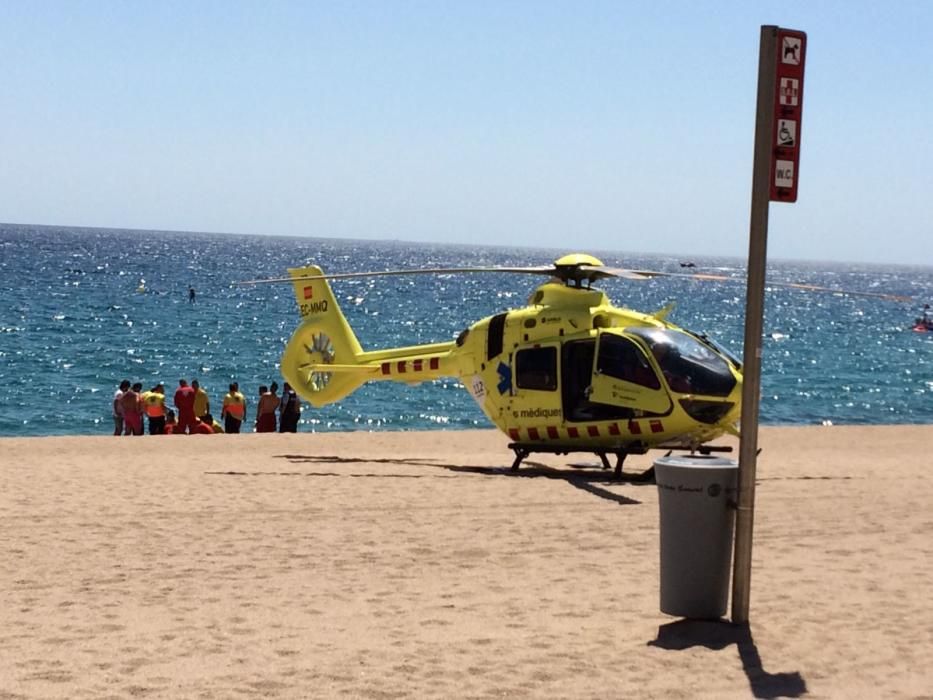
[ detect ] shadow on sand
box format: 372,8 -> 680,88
649,620 -> 807,699
206,454 -> 652,506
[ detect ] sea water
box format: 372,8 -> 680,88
1,223 -> 930,437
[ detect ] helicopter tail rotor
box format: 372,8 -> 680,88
281,265 -> 374,406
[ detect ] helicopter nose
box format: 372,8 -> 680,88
729,373 -> 744,420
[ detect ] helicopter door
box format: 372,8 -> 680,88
589,332 -> 672,415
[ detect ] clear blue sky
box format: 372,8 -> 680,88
1,1 -> 930,264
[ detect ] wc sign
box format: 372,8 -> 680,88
770,29 -> 806,202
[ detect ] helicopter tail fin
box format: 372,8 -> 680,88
281,265 -> 371,407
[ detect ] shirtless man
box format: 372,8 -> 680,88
113,380 -> 130,435
255,385 -> 280,433
120,382 -> 144,435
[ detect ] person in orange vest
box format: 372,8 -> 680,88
221,382 -> 247,433
142,383 -> 167,435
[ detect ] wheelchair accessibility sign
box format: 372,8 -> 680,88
777,120 -> 796,147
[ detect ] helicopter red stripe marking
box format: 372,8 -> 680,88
528,427 -> 541,441
567,427 -> 580,439
381,362 -> 391,375
587,426 -> 599,437
628,420 -> 642,435
547,426 -> 559,439
413,359 -> 423,372
650,420 -> 664,433
397,361 -> 407,373
608,423 -> 620,436
508,428 -> 520,441
430,357 -> 439,370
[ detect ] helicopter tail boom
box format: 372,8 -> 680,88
281,265 -> 461,407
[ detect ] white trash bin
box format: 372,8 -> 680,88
655,455 -> 738,619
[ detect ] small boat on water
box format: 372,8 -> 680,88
913,305 -> 932,332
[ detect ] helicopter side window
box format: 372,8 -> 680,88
596,335 -> 661,390
515,347 -> 557,391
487,313 -> 507,360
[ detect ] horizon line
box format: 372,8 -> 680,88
2,220 -> 930,271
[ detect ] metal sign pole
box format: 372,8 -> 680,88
732,25 -> 778,625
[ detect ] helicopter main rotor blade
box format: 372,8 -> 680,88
619,268 -> 911,302
580,266 -> 652,280
238,265 -> 557,285
238,260 -> 911,302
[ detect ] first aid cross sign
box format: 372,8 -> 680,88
779,78 -> 799,107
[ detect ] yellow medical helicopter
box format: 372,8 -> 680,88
246,253 -> 903,478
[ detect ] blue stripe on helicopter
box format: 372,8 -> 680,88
497,362 -> 512,395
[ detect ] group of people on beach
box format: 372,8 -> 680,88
112,379 -> 302,435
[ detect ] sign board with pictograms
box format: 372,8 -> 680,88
770,29 -> 806,202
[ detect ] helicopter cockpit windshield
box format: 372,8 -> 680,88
626,328 -> 737,397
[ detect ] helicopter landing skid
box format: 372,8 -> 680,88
507,442 -> 653,482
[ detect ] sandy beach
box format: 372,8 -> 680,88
1,425 -> 932,699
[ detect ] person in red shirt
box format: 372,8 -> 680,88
174,379 -> 197,434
